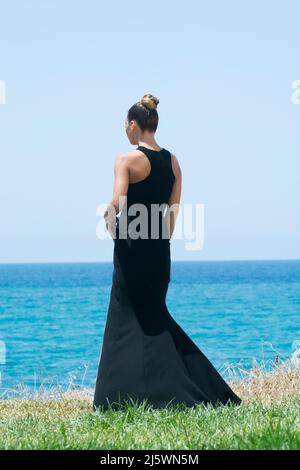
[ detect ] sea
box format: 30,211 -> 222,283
0,260 -> 299,396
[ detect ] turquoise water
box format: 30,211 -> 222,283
0,260 -> 299,394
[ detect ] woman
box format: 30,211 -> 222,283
92,94 -> 242,411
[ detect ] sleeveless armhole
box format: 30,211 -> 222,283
129,147 -> 153,185
168,151 -> 176,181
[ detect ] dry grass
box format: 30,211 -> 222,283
0,358 -> 299,449
222,358 -> 300,405
1,357 -> 299,413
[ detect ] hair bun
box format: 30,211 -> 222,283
141,94 -> 159,110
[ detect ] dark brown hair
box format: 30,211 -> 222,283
127,93 -> 159,133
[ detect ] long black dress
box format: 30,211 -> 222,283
92,146 -> 242,411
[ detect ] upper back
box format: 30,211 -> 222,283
126,146 -> 176,207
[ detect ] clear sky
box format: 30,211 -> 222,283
0,1 -> 299,263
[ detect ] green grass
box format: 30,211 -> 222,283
1,358 -> 299,450
0,395 -> 299,450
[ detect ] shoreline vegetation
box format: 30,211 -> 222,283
0,358 -> 299,450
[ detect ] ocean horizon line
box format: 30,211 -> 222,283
0,258 -> 299,266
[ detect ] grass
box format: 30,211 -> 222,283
0,357 -> 299,450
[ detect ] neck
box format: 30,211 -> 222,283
138,132 -> 159,149
138,140 -> 160,150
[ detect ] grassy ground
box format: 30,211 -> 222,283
0,360 -> 299,450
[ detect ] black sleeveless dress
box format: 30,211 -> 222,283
92,146 -> 242,411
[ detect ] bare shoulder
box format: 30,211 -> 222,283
114,150 -> 142,167
113,150 -> 140,173
169,151 -> 182,178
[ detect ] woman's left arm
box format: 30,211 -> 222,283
104,154 -> 129,238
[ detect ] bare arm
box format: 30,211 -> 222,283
104,154 -> 129,237
166,153 -> 182,239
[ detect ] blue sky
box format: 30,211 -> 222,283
0,0 -> 299,263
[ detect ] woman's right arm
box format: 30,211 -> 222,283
166,153 -> 182,239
